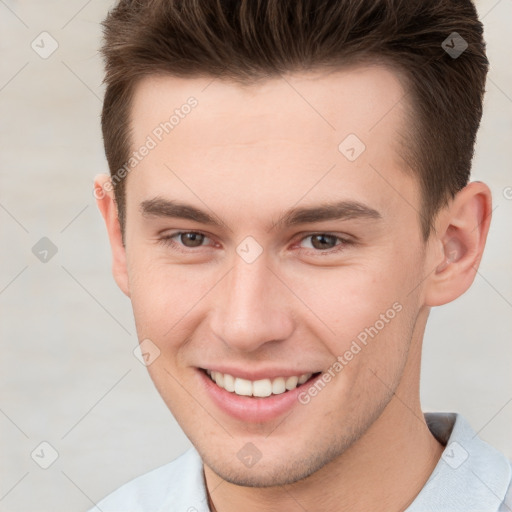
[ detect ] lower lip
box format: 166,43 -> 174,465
197,369 -> 320,423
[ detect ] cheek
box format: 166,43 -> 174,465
292,263 -> 404,337
288,258 -> 416,383
126,253 -> 220,345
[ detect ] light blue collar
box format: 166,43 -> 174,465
406,412 -> 511,511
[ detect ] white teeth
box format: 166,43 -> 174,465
285,375 -> 299,390
214,372 -> 224,387
234,378 -> 253,396
223,373 -> 235,392
252,379 -> 272,397
272,377 -> 286,395
297,373 -> 311,385
206,370 -> 314,397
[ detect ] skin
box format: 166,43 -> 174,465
95,65 -> 492,511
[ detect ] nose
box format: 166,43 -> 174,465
209,253 -> 295,353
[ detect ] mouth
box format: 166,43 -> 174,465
203,368 -> 321,398
198,367 -> 323,422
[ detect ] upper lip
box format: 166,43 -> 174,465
199,366 -> 322,381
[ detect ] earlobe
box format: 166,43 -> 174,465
94,174 -> 131,297
424,181 -> 492,307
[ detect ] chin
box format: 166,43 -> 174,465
202,445 -> 341,488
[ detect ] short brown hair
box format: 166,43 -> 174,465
100,0 -> 488,240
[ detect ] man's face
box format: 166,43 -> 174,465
121,66 -> 431,486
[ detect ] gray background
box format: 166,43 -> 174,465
0,1 -> 511,511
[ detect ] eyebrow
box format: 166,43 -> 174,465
140,197 -> 382,231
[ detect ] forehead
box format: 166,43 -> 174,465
126,65 -> 417,226
130,64 -> 409,146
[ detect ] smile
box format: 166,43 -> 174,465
205,369 -> 319,397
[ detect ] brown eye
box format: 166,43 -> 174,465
179,232 -> 205,247
309,234 -> 338,250
296,233 -> 354,255
159,231 -> 211,254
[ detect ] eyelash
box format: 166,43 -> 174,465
158,231 -> 354,255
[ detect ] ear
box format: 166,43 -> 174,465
424,181 -> 492,307
94,174 -> 130,297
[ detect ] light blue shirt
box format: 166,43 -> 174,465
89,412 -> 512,511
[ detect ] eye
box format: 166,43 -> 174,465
297,233 -> 353,253
159,231 -> 214,251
